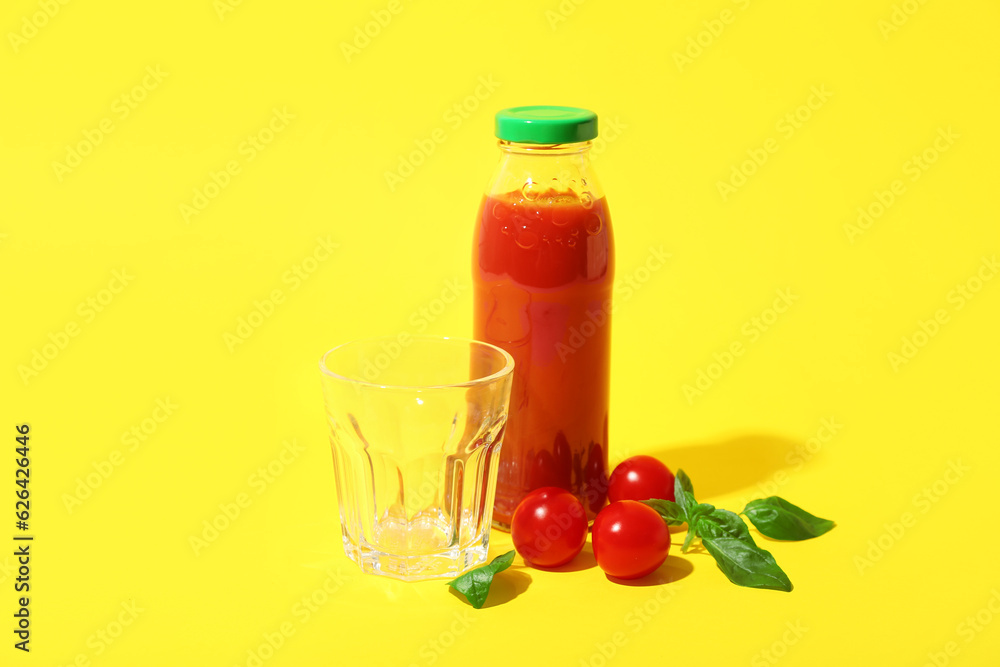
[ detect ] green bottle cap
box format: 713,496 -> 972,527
494,106 -> 598,144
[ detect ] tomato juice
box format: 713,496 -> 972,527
473,187 -> 614,527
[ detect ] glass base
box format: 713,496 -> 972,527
341,524 -> 491,582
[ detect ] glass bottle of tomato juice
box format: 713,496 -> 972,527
473,106 -> 614,528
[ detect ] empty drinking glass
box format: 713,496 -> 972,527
319,336 -> 514,581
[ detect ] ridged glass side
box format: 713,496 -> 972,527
320,337 -> 513,582
328,408 -> 507,580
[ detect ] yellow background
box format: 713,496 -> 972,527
2,0 -> 999,665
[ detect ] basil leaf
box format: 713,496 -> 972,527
675,469 -> 695,496
673,469 -> 697,520
743,497 -> 835,541
682,504 -> 715,553
642,498 -> 686,526
672,471 -> 712,552
447,550 -> 515,609
675,491 -> 698,526
701,537 -> 793,592
688,502 -> 715,524
695,508 -> 756,545
675,469 -> 695,499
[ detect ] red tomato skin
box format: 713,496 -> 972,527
592,501 -> 671,579
607,455 -> 676,503
510,487 -> 588,568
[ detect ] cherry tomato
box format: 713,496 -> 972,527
592,500 -> 671,579
607,455 -> 675,503
510,487 -> 588,568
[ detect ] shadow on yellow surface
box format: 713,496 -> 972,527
536,543 -> 598,573
671,541 -> 707,557
605,554 -> 694,587
645,432 -> 801,500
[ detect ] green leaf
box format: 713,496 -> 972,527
688,502 -> 716,525
673,469 -> 698,520
671,470 -> 713,553
701,537 -> 793,592
682,502 -> 717,551
446,550 -> 515,609
675,469 -> 695,496
695,508 -> 756,546
743,497 -> 835,541
675,469 -> 695,499
642,498 -> 686,526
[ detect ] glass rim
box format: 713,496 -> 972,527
318,335 -> 514,391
